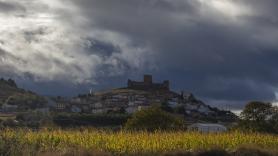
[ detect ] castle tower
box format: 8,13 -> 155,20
144,75 -> 152,84
127,75 -> 170,91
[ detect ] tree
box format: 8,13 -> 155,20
124,106 -> 184,131
240,101 -> 272,122
160,102 -> 174,113
238,101 -> 277,133
269,106 -> 278,133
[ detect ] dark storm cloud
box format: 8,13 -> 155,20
1,0 -> 278,109
70,0 -> 196,41
85,39 -> 121,58
65,0 -> 278,108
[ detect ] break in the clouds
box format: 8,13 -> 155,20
0,0 -> 151,83
0,0 -> 278,109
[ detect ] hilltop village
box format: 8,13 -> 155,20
0,75 -> 237,124
53,75 -> 236,122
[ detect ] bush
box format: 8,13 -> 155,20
2,119 -> 18,127
124,106 -> 184,131
236,120 -> 273,133
53,113 -> 130,128
160,102 -> 174,113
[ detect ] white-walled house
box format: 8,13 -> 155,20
138,105 -> 150,111
188,123 -> 227,133
92,108 -> 105,114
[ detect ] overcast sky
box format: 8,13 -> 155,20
0,0 -> 278,110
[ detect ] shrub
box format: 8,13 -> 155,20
53,113 -> 130,127
2,119 -> 18,127
160,102 -> 174,113
124,106 -> 184,131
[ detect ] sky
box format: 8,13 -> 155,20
0,0 -> 278,111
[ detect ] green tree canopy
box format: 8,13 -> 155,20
238,101 -> 278,133
125,106 -> 184,131
240,101 -> 272,122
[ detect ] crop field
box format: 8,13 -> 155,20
0,129 -> 277,156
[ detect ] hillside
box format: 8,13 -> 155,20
68,75 -> 239,123
71,86 -> 237,123
0,78 -> 22,104
97,88 -> 237,122
0,78 -> 46,111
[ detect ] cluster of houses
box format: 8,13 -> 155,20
54,89 -> 179,114
52,75 -> 232,120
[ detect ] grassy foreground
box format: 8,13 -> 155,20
0,129 -> 277,156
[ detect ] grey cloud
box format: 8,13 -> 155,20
65,0 -> 278,108
23,27 -> 47,43
85,39 -> 121,58
0,1 -> 25,13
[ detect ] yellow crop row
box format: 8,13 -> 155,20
0,129 -> 277,155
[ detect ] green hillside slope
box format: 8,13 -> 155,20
0,78 -> 46,111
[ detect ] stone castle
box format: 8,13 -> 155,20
127,75 -> 169,91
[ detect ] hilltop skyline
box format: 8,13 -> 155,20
1,0 -> 278,111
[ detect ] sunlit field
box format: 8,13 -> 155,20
0,129 -> 277,156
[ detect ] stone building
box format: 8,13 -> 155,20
127,75 -> 169,91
